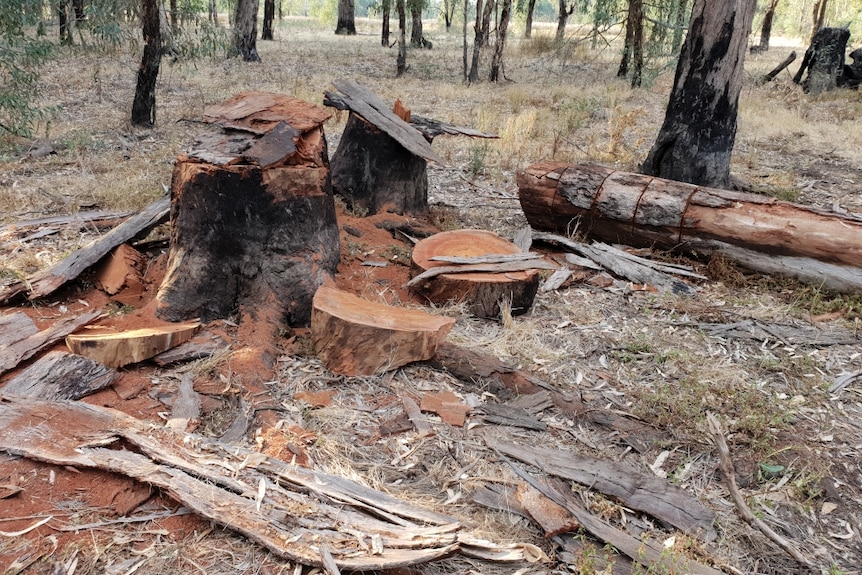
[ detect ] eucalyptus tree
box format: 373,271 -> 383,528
336,0 -> 356,34
131,0 -> 161,126
490,0 -> 512,81
232,0 -> 260,60
617,0 -> 643,87
758,0 -> 780,51
263,0 -> 276,39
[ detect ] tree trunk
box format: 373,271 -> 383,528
480,0 -> 494,47
793,26 -> 849,93
72,0 -> 85,22
518,161 -> 862,293
381,0 -> 391,46
759,0 -> 780,51
443,0 -> 454,31
156,92 -> 340,327
468,0 -> 492,82
618,0 -> 644,86
396,0 -> 407,76
555,0 -> 571,41
131,0 -> 161,127
642,0 -> 756,189
335,0 -> 356,35
462,0 -> 468,80
410,1 -> 424,47
809,0 -> 828,45
232,0 -> 261,61
209,0 -> 219,24
262,0 -> 275,39
57,0 -> 73,45
524,0 -> 537,39
489,0 -> 512,83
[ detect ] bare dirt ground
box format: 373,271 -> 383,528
2,18 -> 862,575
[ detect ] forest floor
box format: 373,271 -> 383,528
2,16 -> 862,575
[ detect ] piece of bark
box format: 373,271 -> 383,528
486,435 -> 716,541
478,403 -> 547,431
1,351 -> 117,400
0,309 -> 102,376
0,196 -> 169,304
429,341 -> 548,395
311,285 -> 455,376
166,373 -> 201,433
66,320 -> 201,368
518,162 -> 862,292
539,268 -> 573,292
516,482 -> 579,538
0,312 -> 38,348
402,396 -> 434,436
152,332 -> 229,366
419,390 -> 472,426
0,396 -> 540,570
410,230 -> 545,318
94,243 -> 146,306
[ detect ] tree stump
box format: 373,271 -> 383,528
793,27 -> 851,93
156,92 -> 340,327
410,230 -> 540,318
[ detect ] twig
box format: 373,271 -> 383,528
706,412 -> 813,568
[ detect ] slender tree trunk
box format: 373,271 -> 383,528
131,0 -> 161,127
209,0 -> 219,24
262,0 -> 275,39
630,0 -> 644,87
73,0 -> 85,22
462,0 -> 468,80
57,0 -> 73,45
232,0 -> 261,61
556,0 -> 571,41
479,0 -> 493,48
335,0 -> 356,35
809,0 -> 828,45
468,0 -> 484,83
759,0 -> 780,51
443,0 -> 453,31
381,0 -> 391,46
410,1 -> 423,47
489,0 -> 511,82
642,0 -> 757,189
524,0 -> 537,39
672,0 -> 688,51
396,0 -> 407,76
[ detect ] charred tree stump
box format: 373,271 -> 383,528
156,92 -> 340,327
518,161 -> 862,293
793,27 -> 851,93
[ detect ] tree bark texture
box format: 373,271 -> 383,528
396,0 -> 407,76
556,0 -> 573,41
642,0 -> 757,189
262,0 -> 275,39
489,0 -> 512,82
410,0 -> 424,47
381,0 -> 391,46
232,0 -> 261,61
758,0 -> 780,51
335,0 -> 356,35
156,93 -> 339,326
518,161 -> 862,293
793,27 -> 849,93
131,0 -> 161,127
617,0 -> 644,87
524,0 -> 537,38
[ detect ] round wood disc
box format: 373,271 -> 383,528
410,230 -> 539,318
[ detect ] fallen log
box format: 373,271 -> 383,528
759,50 -> 797,83
311,285 -> 455,376
0,396 -> 542,571
518,162 -> 862,292
66,320 -> 201,368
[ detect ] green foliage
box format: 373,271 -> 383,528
309,0 -> 338,26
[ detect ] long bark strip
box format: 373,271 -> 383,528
518,161 -> 862,292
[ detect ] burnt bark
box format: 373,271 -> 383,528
524,0 -> 537,39
231,0 -> 261,61
642,0 -> 756,189
131,0 -> 161,127
57,0 -> 73,45
489,0 -> 512,83
793,27 -> 849,93
335,0 -> 356,35
262,0 -> 275,39
468,0 -> 493,82
758,0 -> 780,51
617,0 -> 644,87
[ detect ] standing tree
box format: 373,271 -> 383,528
642,0 -> 757,189
442,0 -> 456,31
758,0 -> 780,51
232,0 -> 260,61
556,0 -> 575,41
490,0 -> 512,82
381,0 -> 391,46
131,0 -> 162,127
209,0 -> 219,24
617,0 -> 644,87
524,0 -> 538,39
809,0 -> 828,45
57,0 -> 74,45
396,0 -> 407,76
262,0 -> 275,39
335,0 -> 356,35
409,0 -> 431,48
468,0 -> 493,82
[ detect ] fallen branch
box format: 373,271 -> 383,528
706,412 -> 812,567
0,309 -> 102,376
759,51 -> 797,83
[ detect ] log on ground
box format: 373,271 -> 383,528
311,285 -> 455,376
410,230 -> 542,318
65,320 -> 201,368
517,161 -> 862,292
1,351 -> 117,400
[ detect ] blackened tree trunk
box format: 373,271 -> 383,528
131,0 -> 161,127
442,0 -> 455,31
809,0 -> 828,45
410,0 -> 424,47
758,0 -> 780,51
793,27 -> 849,93
262,0 -> 275,39
556,0 -> 575,41
396,0 -> 407,76
481,0 -> 494,46
489,0 -> 511,82
381,0 -> 391,46
617,0 -> 644,87
232,0 -> 261,61
642,0 -> 757,189
524,0 -> 537,39
170,0 -> 177,30
72,0 -> 85,22
335,0 -> 356,35
57,0 -> 73,45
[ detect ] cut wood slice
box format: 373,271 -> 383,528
311,285 -> 455,376
410,230 -> 541,318
66,320 -> 201,368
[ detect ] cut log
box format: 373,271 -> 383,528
65,320 -> 201,368
311,285 -> 455,376
518,162 -> 862,292
156,92 -> 340,327
1,351 -> 117,400
0,196 -> 169,304
0,312 -> 38,348
793,27 -> 851,93
0,309 -> 102,376
410,230 -> 542,318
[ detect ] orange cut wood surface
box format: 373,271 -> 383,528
66,320 -> 201,368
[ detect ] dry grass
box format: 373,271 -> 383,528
3,14 -> 862,575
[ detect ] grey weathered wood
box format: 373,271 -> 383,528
152,332 -> 229,366
429,253 -> 542,265
0,196 -> 169,304
0,312 -> 38,348
1,351 -> 117,400
0,309 -> 102,376
406,259 -> 557,288
486,436 -> 716,541
539,268 -> 572,292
